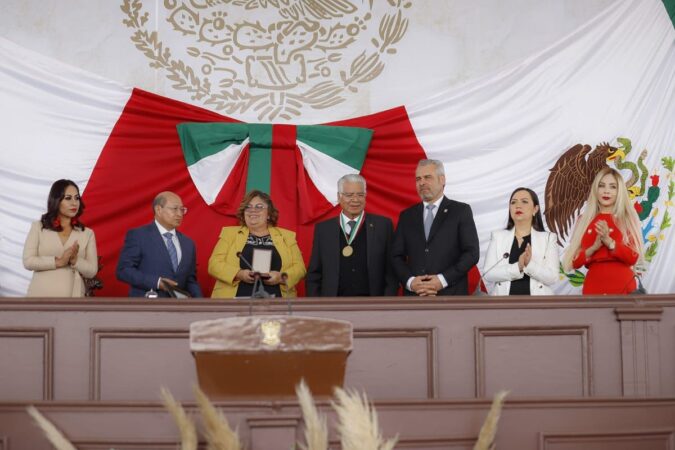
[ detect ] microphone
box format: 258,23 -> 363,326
474,252 -> 510,296
633,275 -> 647,295
279,272 -> 294,315
235,252 -> 271,299
621,273 -> 647,295
236,251 -> 254,271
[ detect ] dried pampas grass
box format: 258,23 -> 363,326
473,390 -> 509,450
26,406 -> 77,450
296,380 -> 328,450
332,387 -> 398,450
160,387 -> 197,450
193,385 -> 242,450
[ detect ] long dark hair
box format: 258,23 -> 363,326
505,187 -> 545,232
40,179 -> 85,231
236,190 -> 279,226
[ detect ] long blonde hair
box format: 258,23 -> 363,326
562,167 -> 644,271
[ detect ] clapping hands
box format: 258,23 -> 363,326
55,242 -> 79,268
518,243 -> 532,271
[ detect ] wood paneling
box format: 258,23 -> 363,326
0,328 -> 53,401
89,328 -> 192,401
475,326 -> 592,397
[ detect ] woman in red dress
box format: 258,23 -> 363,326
563,168 -> 644,294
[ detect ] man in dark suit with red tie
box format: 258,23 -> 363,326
306,174 -> 398,297
392,159 -> 479,296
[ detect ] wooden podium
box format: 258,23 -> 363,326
190,315 -> 353,398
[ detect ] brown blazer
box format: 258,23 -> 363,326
22,221 -> 98,297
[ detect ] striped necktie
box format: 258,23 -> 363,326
163,232 -> 179,272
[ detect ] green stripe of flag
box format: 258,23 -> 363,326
664,0 -> 675,27
246,123 -> 273,194
177,122 -> 249,166
296,125 -> 372,170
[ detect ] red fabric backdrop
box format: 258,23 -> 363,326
83,88 -> 479,297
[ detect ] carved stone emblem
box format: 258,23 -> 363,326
260,319 -> 282,347
121,0 -> 411,120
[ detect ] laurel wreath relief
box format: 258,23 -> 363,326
120,0 -> 411,121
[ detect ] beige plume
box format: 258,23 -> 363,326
160,387 -> 198,450
332,387 -> 398,450
26,406 -> 78,450
473,390 -> 509,450
193,385 -> 242,450
295,380 -> 328,450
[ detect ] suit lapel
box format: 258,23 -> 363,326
412,203 -> 426,241
506,228 -> 516,247
268,227 -> 285,264
330,217 -> 342,260
175,231 -> 190,272
365,214 -> 374,266
530,229 -> 550,260
427,197 -> 450,242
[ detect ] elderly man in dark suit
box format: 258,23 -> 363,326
116,191 -> 203,297
307,174 -> 398,297
392,159 -> 479,296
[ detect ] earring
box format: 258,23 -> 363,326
52,217 -> 61,228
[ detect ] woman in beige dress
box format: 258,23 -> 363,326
23,179 -> 98,297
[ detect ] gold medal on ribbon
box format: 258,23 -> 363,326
340,212 -> 363,258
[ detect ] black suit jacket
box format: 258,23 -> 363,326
116,223 -> 203,298
392,196 -> 479,295
306,213 -> 398,297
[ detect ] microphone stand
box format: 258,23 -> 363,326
237,252 -> 272,299
251,272 -> 272,299
474,252 -> 510,296
624,273 -> 647,295
237,253 -> 292,317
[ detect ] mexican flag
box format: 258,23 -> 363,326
1,0 -> 674,297
0,46 -> 426,296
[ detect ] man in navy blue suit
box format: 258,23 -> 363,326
116,191 -> 203,297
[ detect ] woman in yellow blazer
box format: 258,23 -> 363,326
208,190 -> 306,298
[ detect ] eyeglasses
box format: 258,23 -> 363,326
245,204 -> 268,211
164,206 -> 188,214
340,192 -> 365,199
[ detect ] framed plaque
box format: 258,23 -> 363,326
252,248 -> 272,274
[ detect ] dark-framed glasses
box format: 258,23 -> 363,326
341,192 -> 365,199
245,204 -> 268,211
165,205 -> 188,214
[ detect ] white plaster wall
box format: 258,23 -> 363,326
0,0 -> 616,121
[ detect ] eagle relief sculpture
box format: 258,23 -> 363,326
120,0 -> 411,120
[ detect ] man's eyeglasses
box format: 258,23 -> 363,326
340,192 -> 365,199
164,206 -> 188,214
245,204 -> 268,211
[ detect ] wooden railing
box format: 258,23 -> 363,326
1,295 -> 674,449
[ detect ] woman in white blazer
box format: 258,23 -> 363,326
483,187 -> 559,295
